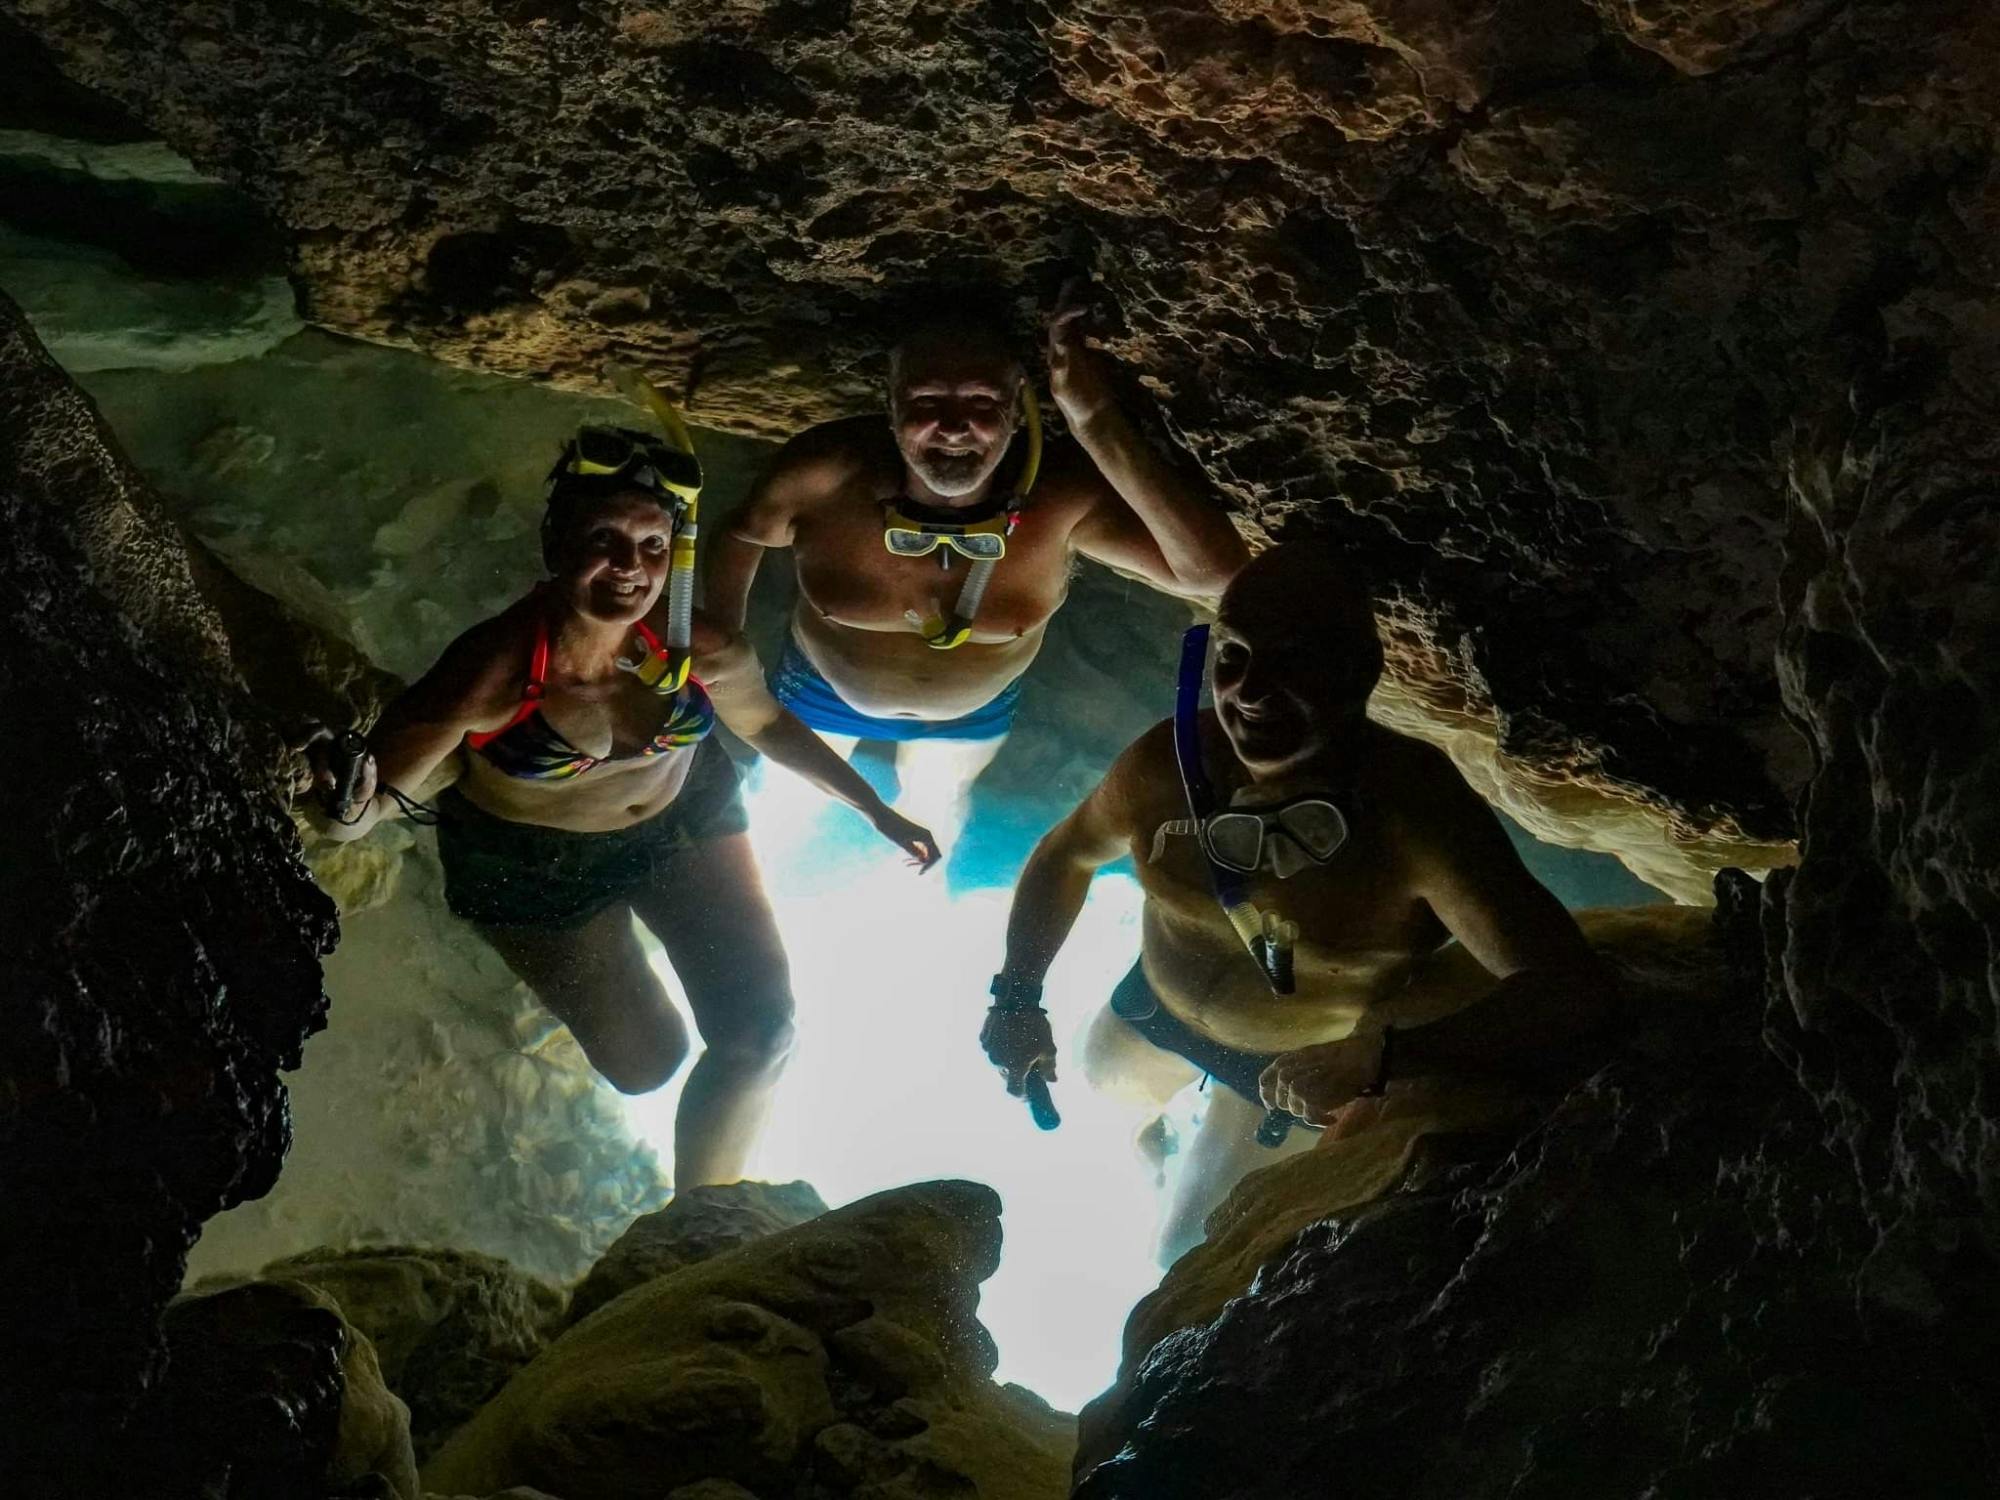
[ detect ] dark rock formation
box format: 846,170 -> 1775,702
142,1282 -> 350,1499
247,1245 -> 568,1463
566,1179 -> 829,1329
0,292 -> 361,1486
424,1180 -> 1073,1499
16,0 -> 1989,867
1077,884 -> 2000,1497
1762,391 -> 2000,1332
1077,259 -> 2000,1481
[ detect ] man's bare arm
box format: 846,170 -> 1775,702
1049,302 -> 1248,598
1000,728 -> 1156,984
1389,766 -> 1618,1088
984,728 -> 1157,1093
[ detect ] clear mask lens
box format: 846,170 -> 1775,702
885,528 -> 943,557
1277,801 -> 1347,861
1203,812 -> 1267,872
883,527 -> 1007,561
946,530 -> 1006,561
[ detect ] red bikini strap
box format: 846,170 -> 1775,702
466,612 -> 552,749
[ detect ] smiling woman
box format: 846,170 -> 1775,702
304,425 -> 940,1191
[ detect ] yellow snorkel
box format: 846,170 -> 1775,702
607,364 -> 702,691
906,383 -> 1043,650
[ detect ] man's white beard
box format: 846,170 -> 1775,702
899,419 -> 1018,499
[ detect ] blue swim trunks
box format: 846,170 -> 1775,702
770,634 -> 1023,741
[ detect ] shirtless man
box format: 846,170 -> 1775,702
982,545 -> 1613,1263
705,295 -> 1248,830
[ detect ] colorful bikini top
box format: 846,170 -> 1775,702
466,611 -> 714,781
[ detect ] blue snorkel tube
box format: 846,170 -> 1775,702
1174,624 -> 1307,1148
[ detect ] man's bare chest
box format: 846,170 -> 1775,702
791,500 -> 1076,638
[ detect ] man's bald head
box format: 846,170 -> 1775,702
1218,544 -> 1384,713
886,312 -> 1027,500
887,314 -> 1024,400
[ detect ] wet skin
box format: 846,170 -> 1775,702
304,490 -> 935,1188
989,548 -> 1611,1117
769,417 -> 1120,721
706,312 -> 1249,725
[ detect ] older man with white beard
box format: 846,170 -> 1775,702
706,293 -> 1247,833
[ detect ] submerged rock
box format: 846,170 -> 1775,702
1077,891 -> 2000,1496
249,1244 -> 568,1463
138,1279 -> 419,1500
1079,903 -> 1726,1475
566,1180 -> 829,1329
423,1180 -> 1073,1500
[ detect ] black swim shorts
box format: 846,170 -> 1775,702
1109,960 -> 1283,1107
434,735 -> 751,929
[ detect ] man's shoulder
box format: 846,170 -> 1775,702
1099,716 -> 1192,823
765,415 -> 895,501
1359,724 -> 1488,839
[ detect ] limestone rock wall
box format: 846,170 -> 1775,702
1077,883 -> 2000,1496
16,0 -> 1990,881
424,1180 -> 1074,1500
0,290 -> 340,1486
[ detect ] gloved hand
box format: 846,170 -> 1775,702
980,1006 -> 1057,1098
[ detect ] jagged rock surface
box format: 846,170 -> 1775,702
424,1181 -> 1073,1500
16,0 -> 1991,878
141,1282 -> 351,1500
0,289 -> 340,1487
566,1179 -> 829,1329
248,1245 -> 569,1464
1076,883 -> 2000,1497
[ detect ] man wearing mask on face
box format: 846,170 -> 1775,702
983,544 -> 1614,1263
705,289 -> 1248,832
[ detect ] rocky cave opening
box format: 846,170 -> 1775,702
3,3 -> 1997,1499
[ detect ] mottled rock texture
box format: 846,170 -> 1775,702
0,289 -> 346,1487
248,1245 -> 569,1463
565,1179 -> 829,1328
1077,882 -> 2000,1496
16,0 -> 1989,883
425,1180 -> 1073,1500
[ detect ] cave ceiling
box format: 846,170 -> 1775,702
6,0 -> 1994,888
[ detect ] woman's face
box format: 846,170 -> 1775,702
555,490 -> 674,625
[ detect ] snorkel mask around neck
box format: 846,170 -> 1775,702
1161,624 -> 1351,995
888,383 -> 1042,650
1209,787 -> 1350,880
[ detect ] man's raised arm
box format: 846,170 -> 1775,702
1050,297 -> 1249,599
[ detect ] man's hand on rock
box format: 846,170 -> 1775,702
1046,281 -> 1119,432
1259,1035 -> 1385,1125
980,1008 -> 1057,1098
